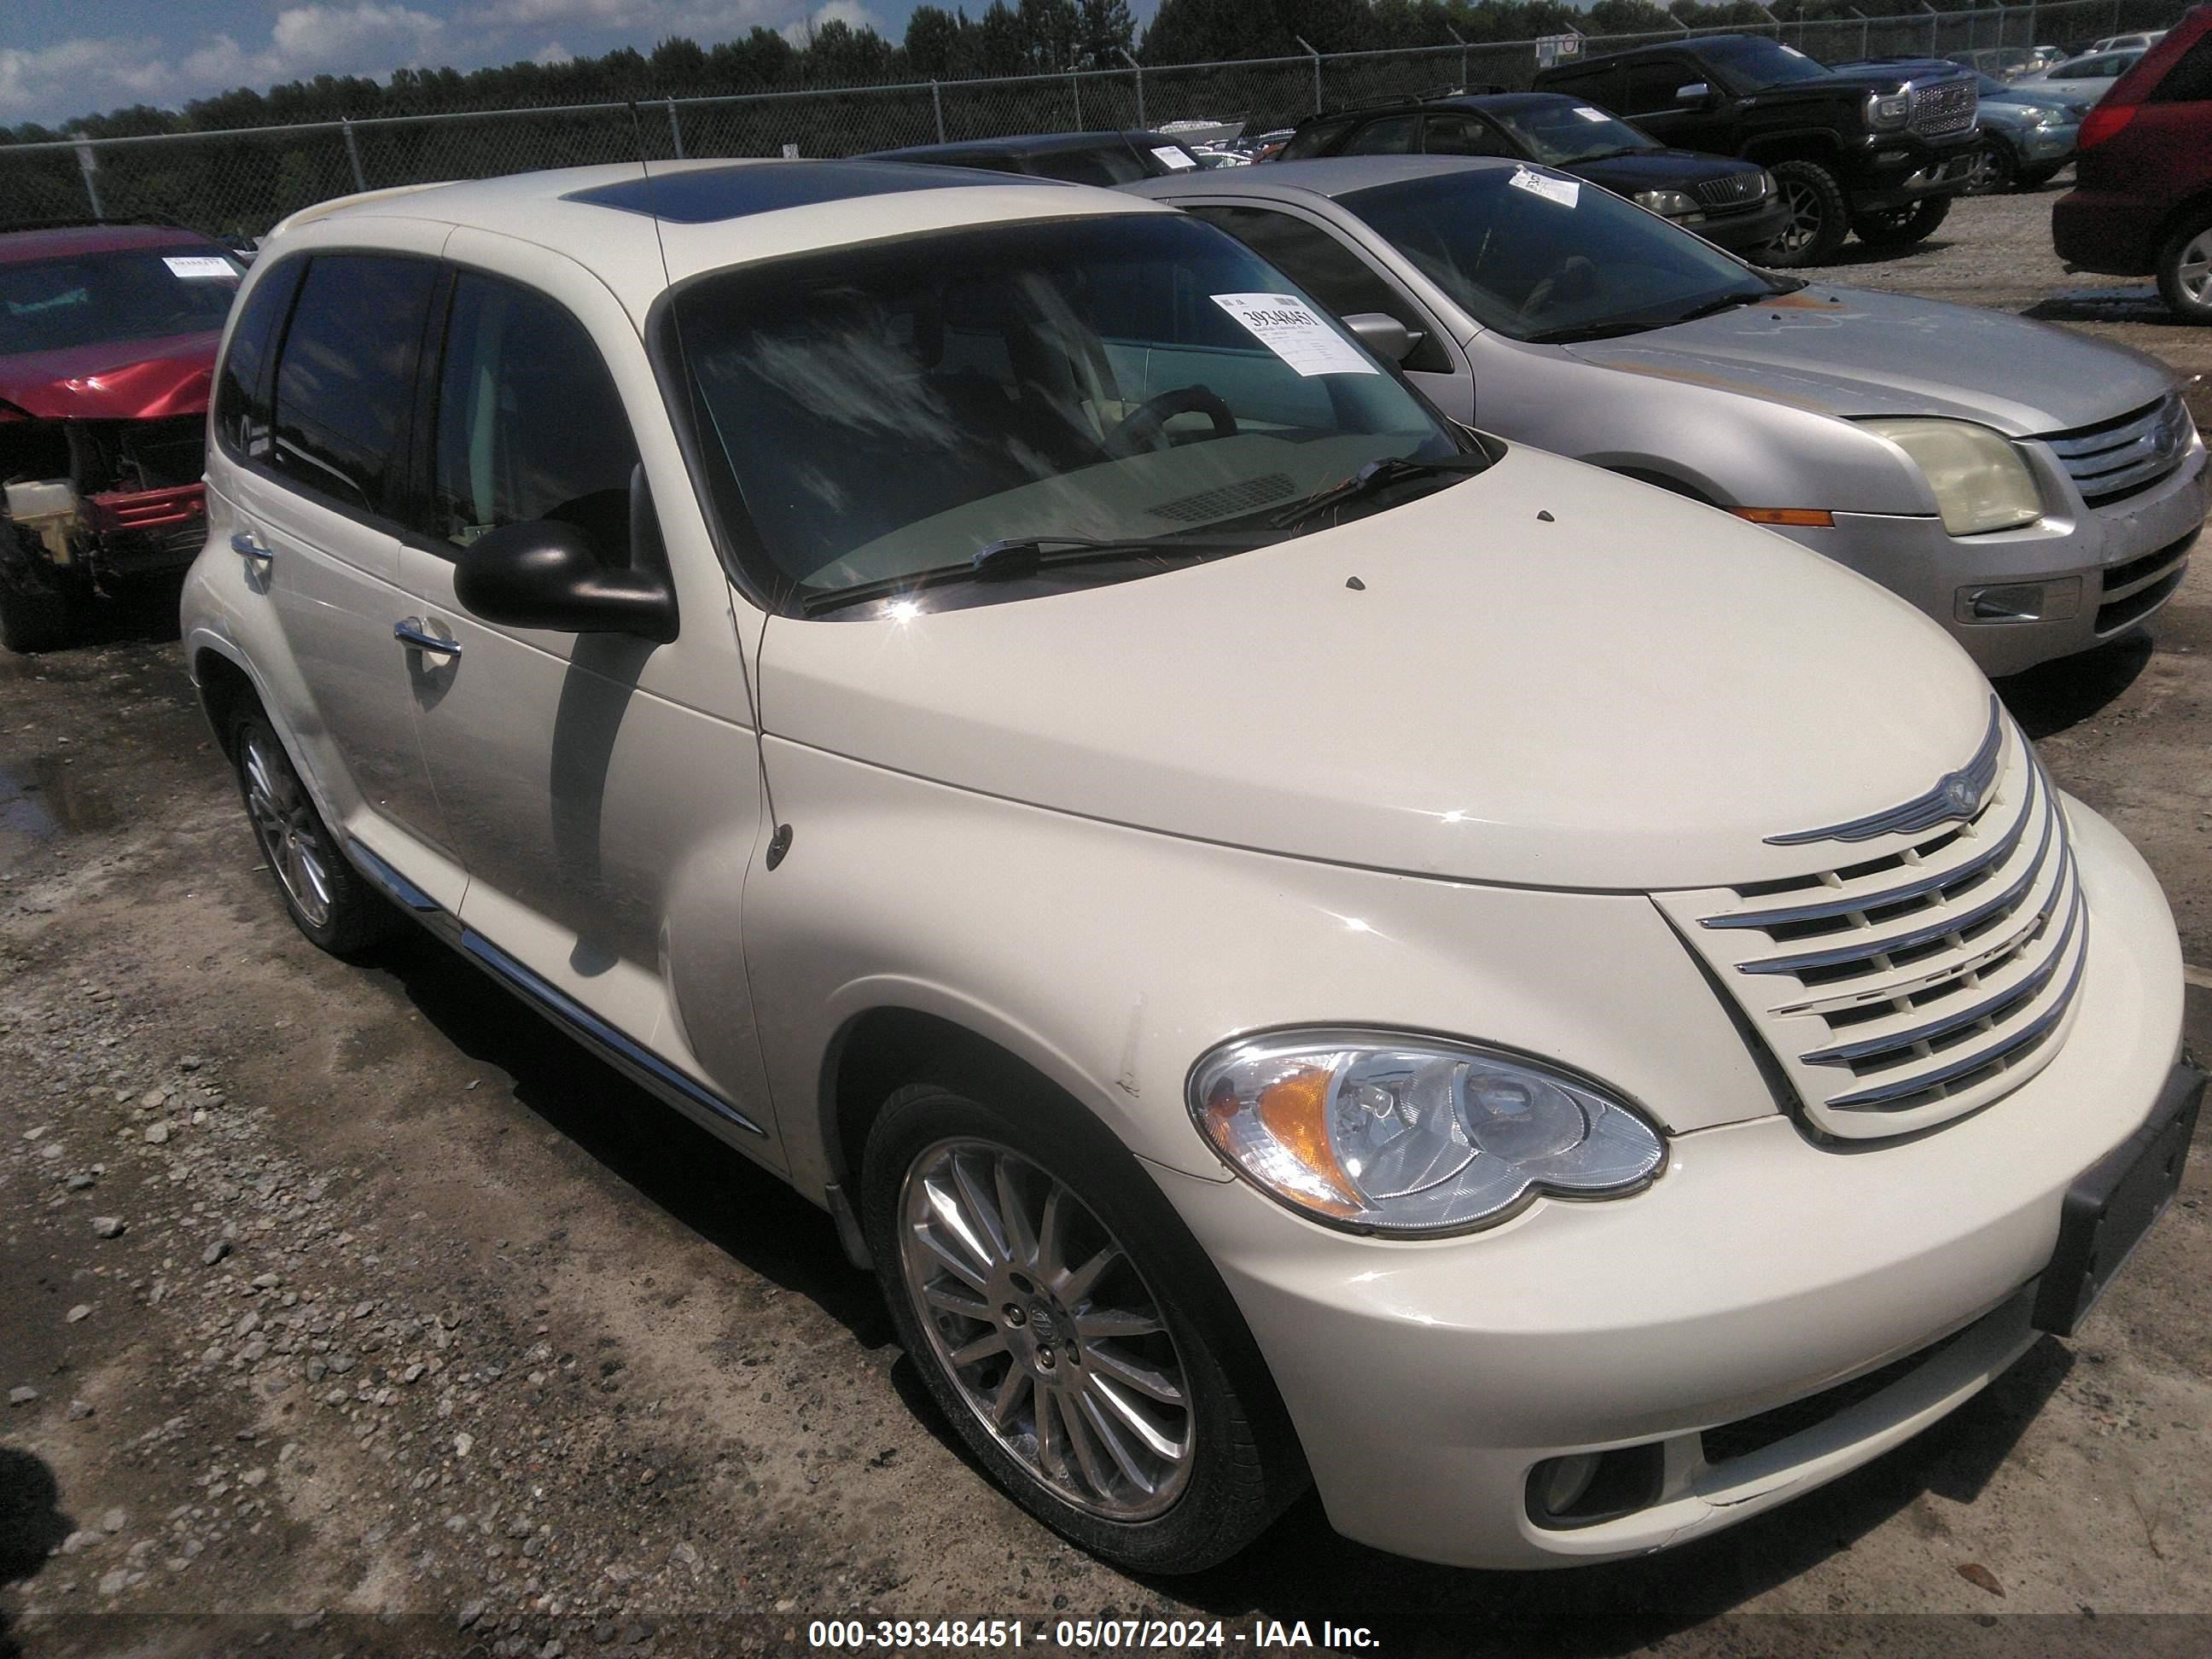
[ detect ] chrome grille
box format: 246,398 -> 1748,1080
1692,172 -> 1770,211
1908,79 -> 1978,137
2041,393 -> 2192,506
1655,711 -> 2086,1140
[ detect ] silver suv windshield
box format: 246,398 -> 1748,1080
667,213 -> 1465,614
1344,166 -> 1781,345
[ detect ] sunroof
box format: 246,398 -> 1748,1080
563,160 -> 1029,224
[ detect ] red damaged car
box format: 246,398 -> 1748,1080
1,222 -> 242,652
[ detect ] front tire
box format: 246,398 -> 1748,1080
1755,160 -> 1851,266
1959,137 -> 2017,195
227,707 -> 400,958
1851,194 -> 1953,247
2156,212 -> 2212,324
860,1070 -> 1305,1573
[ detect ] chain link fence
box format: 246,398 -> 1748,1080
0,0 -> 2186,242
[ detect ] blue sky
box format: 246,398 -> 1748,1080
3,0 -> 1167,126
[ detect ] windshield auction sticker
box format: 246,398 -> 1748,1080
1508,166 -> 1580,207
1572,105 -> 1610,120
1151,145 -> 1199,171
1210,294 -> 1379,376
162,255 -> 236,278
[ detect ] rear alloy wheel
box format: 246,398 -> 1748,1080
1851,195 -> 1953,247
1959,137 -> 2017,196
2156,213 -> 2212,324
863,1074 -> 1306,1573
229,708 -> 400,958
1755,160 -> 1850,267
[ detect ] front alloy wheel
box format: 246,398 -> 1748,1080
1755,160 -> 1849,267
900,1139 -> 1194,1518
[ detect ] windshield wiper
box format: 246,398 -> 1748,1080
800,533 -> 1251,615
1522,319 -> 1659,346
1267,454 -> 1491,531
1668,289 -> 1771,325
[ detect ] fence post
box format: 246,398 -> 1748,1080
1295,35 -> 1322,114
1919,0 -> 1939,55
1070,70 -> 1082,130
1447,26 -> 1469,89
1848,7 -> 1869,56
1119,49 -> 1145,130
665,98 -> 684,158
73,139 -> 104,221
931,79 -> 946,143
341,119 -> 368,191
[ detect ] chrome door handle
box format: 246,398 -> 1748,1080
230,530 -> 272,568
393,618 -> 462,658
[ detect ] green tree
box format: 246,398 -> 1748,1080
1075,0 -> 1137,65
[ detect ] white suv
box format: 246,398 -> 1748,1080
181,160 -> 2203,1575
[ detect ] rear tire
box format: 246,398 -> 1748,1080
860,1066 -> 1306,1573
1959,137 -> 2017,196
226,707 -> 400,958
1755,160 -> 1850,267
1851,195 -> 1953,247
2155,212 -> 2212,324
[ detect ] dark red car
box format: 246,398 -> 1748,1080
1,222 -> 242,652
2052,6 -> 2212,323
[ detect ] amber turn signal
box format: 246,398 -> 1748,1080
1729,508 -> 1835,528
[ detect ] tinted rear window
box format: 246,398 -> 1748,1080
269,254 -> 437,519
213,258 -> 303,464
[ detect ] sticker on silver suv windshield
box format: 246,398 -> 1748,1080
1209,294 -> 1379,377
1508,167 -> 1580,207
1151,145 -> 1199,171
163,255 -> 235,278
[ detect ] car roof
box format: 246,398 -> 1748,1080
1124,154 -> 1519,204
0,223 -> 223,265
261,158 -> 1175,324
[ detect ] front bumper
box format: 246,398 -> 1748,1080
1155,800 -> 2187,1569
1846,142 -> 1979,211
1802,430 -> 2206,679
1694,196 -> 1793,254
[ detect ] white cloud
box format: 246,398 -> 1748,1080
781,0 -> 882,45
1,4 -> 446,122
532,39 -> 576,64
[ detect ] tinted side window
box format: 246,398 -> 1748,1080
1280,117 -> 1354,159
1619,61 -> 1694,114
2151,35 -> 2212,101
1423,114 -> 1518,157
1341,115 -> 1419,155
214,258 -> 303,463
1183,205 -> 1448,374
429,272 -> 639,562
269,254 -> 437,517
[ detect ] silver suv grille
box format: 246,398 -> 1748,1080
2042,393 -> 2192,507
1655,704 -> 2085,1141
1908,79 -> 1977,137
1692,172 -> 1769,211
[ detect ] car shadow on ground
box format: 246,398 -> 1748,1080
1819,236 -> 1959,270
1996,630 -> 2155,738
360,931 -> 894,1352
0,1444 -> 72,1659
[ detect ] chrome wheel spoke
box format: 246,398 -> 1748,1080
898,1137 -> 1194,1522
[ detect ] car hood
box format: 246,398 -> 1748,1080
0,330 -> 219,422
1563,285 -> 2172,435
761,445 -> 1994,892
1566,150 -> 1763,190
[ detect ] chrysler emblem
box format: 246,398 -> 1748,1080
1767,696 -> 2003,846
2152,418 -> 2180,461
1942,772 -> 1982,815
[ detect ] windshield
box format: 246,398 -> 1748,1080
1490,98 -> 1660,165
1343,166 -> 1777,345
0,247 -> 241,357
1697,37 -> 1835,89
668,213 -> 1463,613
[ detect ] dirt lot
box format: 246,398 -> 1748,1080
3,182 -> 2211,1659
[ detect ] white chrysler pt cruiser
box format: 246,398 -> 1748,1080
180,160 -> 2202,1574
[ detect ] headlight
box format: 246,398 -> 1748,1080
1633,189 -> 1701,218
1755,168 -> 1777,196
1865,89 -> 1912,129
1189,1031 -> 1665,1235
2033,106 -> 2069,127
1860,417 -> 2042,535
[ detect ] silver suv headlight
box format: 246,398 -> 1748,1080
1633,189 -> 1702,218
1189,1031 -> 1665,1236
1859,416 -> 2042,534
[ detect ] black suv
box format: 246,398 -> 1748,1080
1274,91 -> 1789,255
1535,34 -> 1979,264
869,131 -> 1206,186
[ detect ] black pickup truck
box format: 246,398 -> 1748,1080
1535,34 -> 1979,265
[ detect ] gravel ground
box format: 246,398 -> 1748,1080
3,182 -> 2211,1659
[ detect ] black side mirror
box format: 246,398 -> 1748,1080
1342,311 -> 1425,364
455,471 -> 678,643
